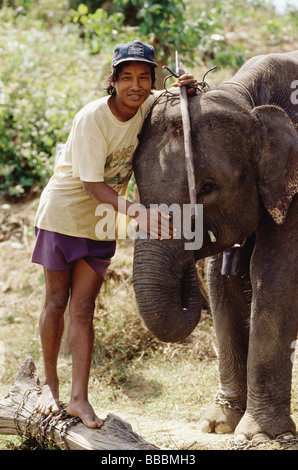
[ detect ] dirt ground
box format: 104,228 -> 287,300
0,197 -> 297,451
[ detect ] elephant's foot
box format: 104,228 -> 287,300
234,410 -> 297,444
200,400 -> 244,434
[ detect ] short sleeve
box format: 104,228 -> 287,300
71,104 -> 108,182
72,132 -> 107,182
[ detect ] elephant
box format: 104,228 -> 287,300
132,51 -> 298,443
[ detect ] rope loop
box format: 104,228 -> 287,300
162,65 -> 217,94
14,388 -> 81,450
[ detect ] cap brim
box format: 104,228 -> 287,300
113,58 -> 158,67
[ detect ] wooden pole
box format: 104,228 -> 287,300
176,52 -> 198,219
0,357 -> 157,450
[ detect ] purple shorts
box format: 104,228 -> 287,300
31,228 -> 116,279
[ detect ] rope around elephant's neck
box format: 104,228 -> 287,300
221,81 -> 256,108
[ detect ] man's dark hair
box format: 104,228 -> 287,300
105,61 -> 156,96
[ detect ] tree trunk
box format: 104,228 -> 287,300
0,357 -> 157,450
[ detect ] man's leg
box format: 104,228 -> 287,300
66,259 -> 104,428
36,268 -> 71,414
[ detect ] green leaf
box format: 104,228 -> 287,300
147,4 -> 163,14
77,3 -> 89,15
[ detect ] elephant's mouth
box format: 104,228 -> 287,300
196,224 -> 225,260
199,222 -> 249,260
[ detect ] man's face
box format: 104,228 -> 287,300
113,62 -> 152,111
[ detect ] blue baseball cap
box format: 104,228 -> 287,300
112,40 -> 158,68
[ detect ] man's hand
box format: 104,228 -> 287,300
133,206 -> 174,240
172,73 -> 197,95
82,182 -> 175,241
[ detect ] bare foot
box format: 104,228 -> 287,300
66,399 -> 104,429
35,383 -> 60,415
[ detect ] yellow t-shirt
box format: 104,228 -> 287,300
34,93 -> 156,240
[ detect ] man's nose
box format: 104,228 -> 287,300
130,78 -> 141,89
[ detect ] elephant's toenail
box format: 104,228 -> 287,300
234,433 -> 248,444
200,420 -> 212,433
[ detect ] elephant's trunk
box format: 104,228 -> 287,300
133,238 -> 201,343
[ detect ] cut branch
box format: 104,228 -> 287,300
0,357 -> 157,450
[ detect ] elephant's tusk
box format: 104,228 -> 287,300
208,230 -> 217,243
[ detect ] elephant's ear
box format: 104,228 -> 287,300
252,105 -> 298,225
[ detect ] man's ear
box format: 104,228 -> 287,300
251,105 -> 298,224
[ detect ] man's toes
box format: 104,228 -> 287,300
36,402 -> 60,415
95,417 -> 104,428
51,403 -> 60,414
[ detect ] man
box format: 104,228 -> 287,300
32,40 -> 196,428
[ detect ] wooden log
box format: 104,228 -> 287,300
0,357 -> 157,450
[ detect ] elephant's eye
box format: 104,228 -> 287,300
199,180 -> 217,196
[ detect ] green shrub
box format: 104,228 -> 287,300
71,3 -> 132,55
0,8 -> 102,198
0,0 -> 297,199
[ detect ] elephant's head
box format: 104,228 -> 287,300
132,89 -> 298,342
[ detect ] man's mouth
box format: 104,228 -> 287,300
128,94 -> 143,101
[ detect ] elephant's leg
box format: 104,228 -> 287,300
201,237 -> 254,434
234,220 -> 298,442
